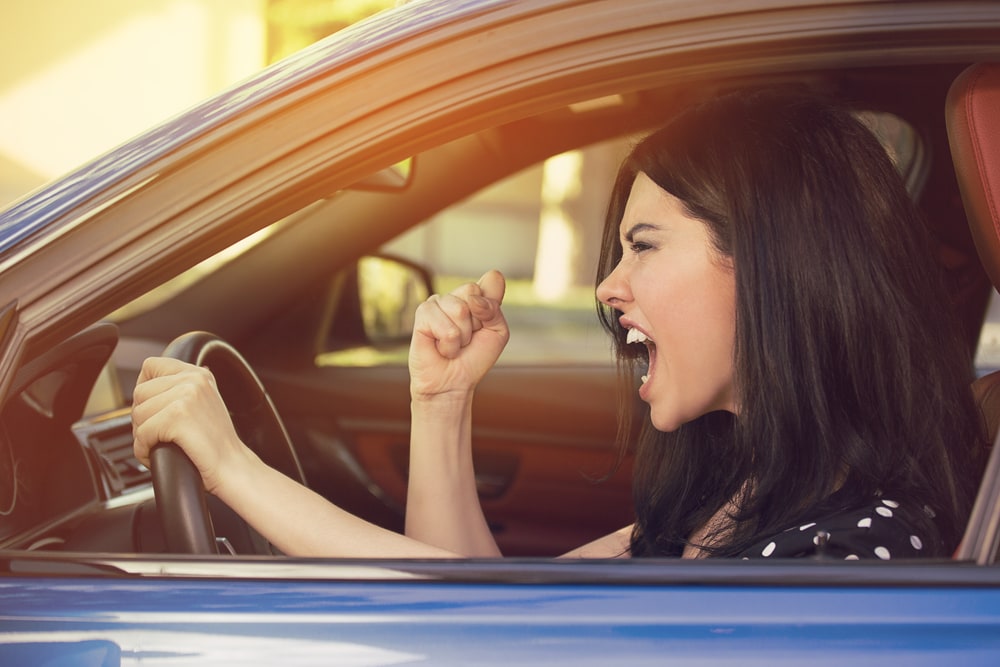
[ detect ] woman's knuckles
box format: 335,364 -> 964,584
438,291 -> 475,315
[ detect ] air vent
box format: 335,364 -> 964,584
86,419 -> 149,495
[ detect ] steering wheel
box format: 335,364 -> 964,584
148,332 -> 306,555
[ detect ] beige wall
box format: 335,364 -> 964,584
0,0 -> 267,208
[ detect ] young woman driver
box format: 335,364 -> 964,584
132,88 -> 986,560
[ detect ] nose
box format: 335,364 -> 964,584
596,259 -> 631,308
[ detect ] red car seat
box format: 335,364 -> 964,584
946,62 -> 1000,562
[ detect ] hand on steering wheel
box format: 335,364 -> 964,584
133,332 -> 305,555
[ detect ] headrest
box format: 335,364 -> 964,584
946,63 -> 1000,290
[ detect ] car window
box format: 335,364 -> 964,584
319,110 -> 923,369
388,138 -> 632,366
318,136 -> 634,368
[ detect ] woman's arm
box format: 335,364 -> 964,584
132,270 -> 509,558
403,271 -> 509,556
559,524 -> 633,558
405,393 -> 499,556
210,442 -> 459,557
132,356 -> 459,557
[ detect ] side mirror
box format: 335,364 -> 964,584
357,254 -> 432,345
324,255 -> 433,353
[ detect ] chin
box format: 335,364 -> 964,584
648,404 -> 736,433
647,409 -> 686,434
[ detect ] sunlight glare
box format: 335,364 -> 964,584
534,150 -> 583,302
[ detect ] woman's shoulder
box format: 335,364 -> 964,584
737,495 -> 941,561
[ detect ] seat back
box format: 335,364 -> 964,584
948,63 -> 1000,294
946,62 -> 1000,563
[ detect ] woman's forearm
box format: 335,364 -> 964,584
404,394 -> 501,556
215,446 -> 457,558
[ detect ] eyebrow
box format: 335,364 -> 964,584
623,222 -> 661,243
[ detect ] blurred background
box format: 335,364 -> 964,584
0,0 -> 395,208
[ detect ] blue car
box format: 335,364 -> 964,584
2,0 -> 1000,663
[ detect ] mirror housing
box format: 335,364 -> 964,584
325,254 -> 432,353
357,254 -> 432,345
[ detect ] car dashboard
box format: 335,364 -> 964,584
0,323 -> 162,554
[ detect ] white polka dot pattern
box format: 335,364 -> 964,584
736,497 -> 933,560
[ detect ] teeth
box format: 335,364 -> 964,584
626,328 -> 648,344
640,374 -> 649,384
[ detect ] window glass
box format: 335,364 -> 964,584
319,111 -> 924,369
322,137 -> 635,367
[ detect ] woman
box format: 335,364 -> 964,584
132,88 -> 985,559
592,89 -> 985,558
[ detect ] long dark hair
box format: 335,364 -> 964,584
597,88 -> 986,557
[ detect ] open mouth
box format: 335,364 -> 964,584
626,327 -> 655,385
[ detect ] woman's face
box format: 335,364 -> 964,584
597,173 -> 737,432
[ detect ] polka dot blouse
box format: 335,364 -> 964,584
737,497 -> 935,560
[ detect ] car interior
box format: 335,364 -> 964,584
949,62 -> 1000,563
1,60 -> 999,564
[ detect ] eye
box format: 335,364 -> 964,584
629,240 -> 653,254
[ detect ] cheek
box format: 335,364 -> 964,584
643,265 -> 734,348
645,269 -> 736,413
653,295 -> 733,369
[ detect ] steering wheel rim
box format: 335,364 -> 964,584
149,331 -> 306,555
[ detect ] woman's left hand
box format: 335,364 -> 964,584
131,357 -> 250,495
